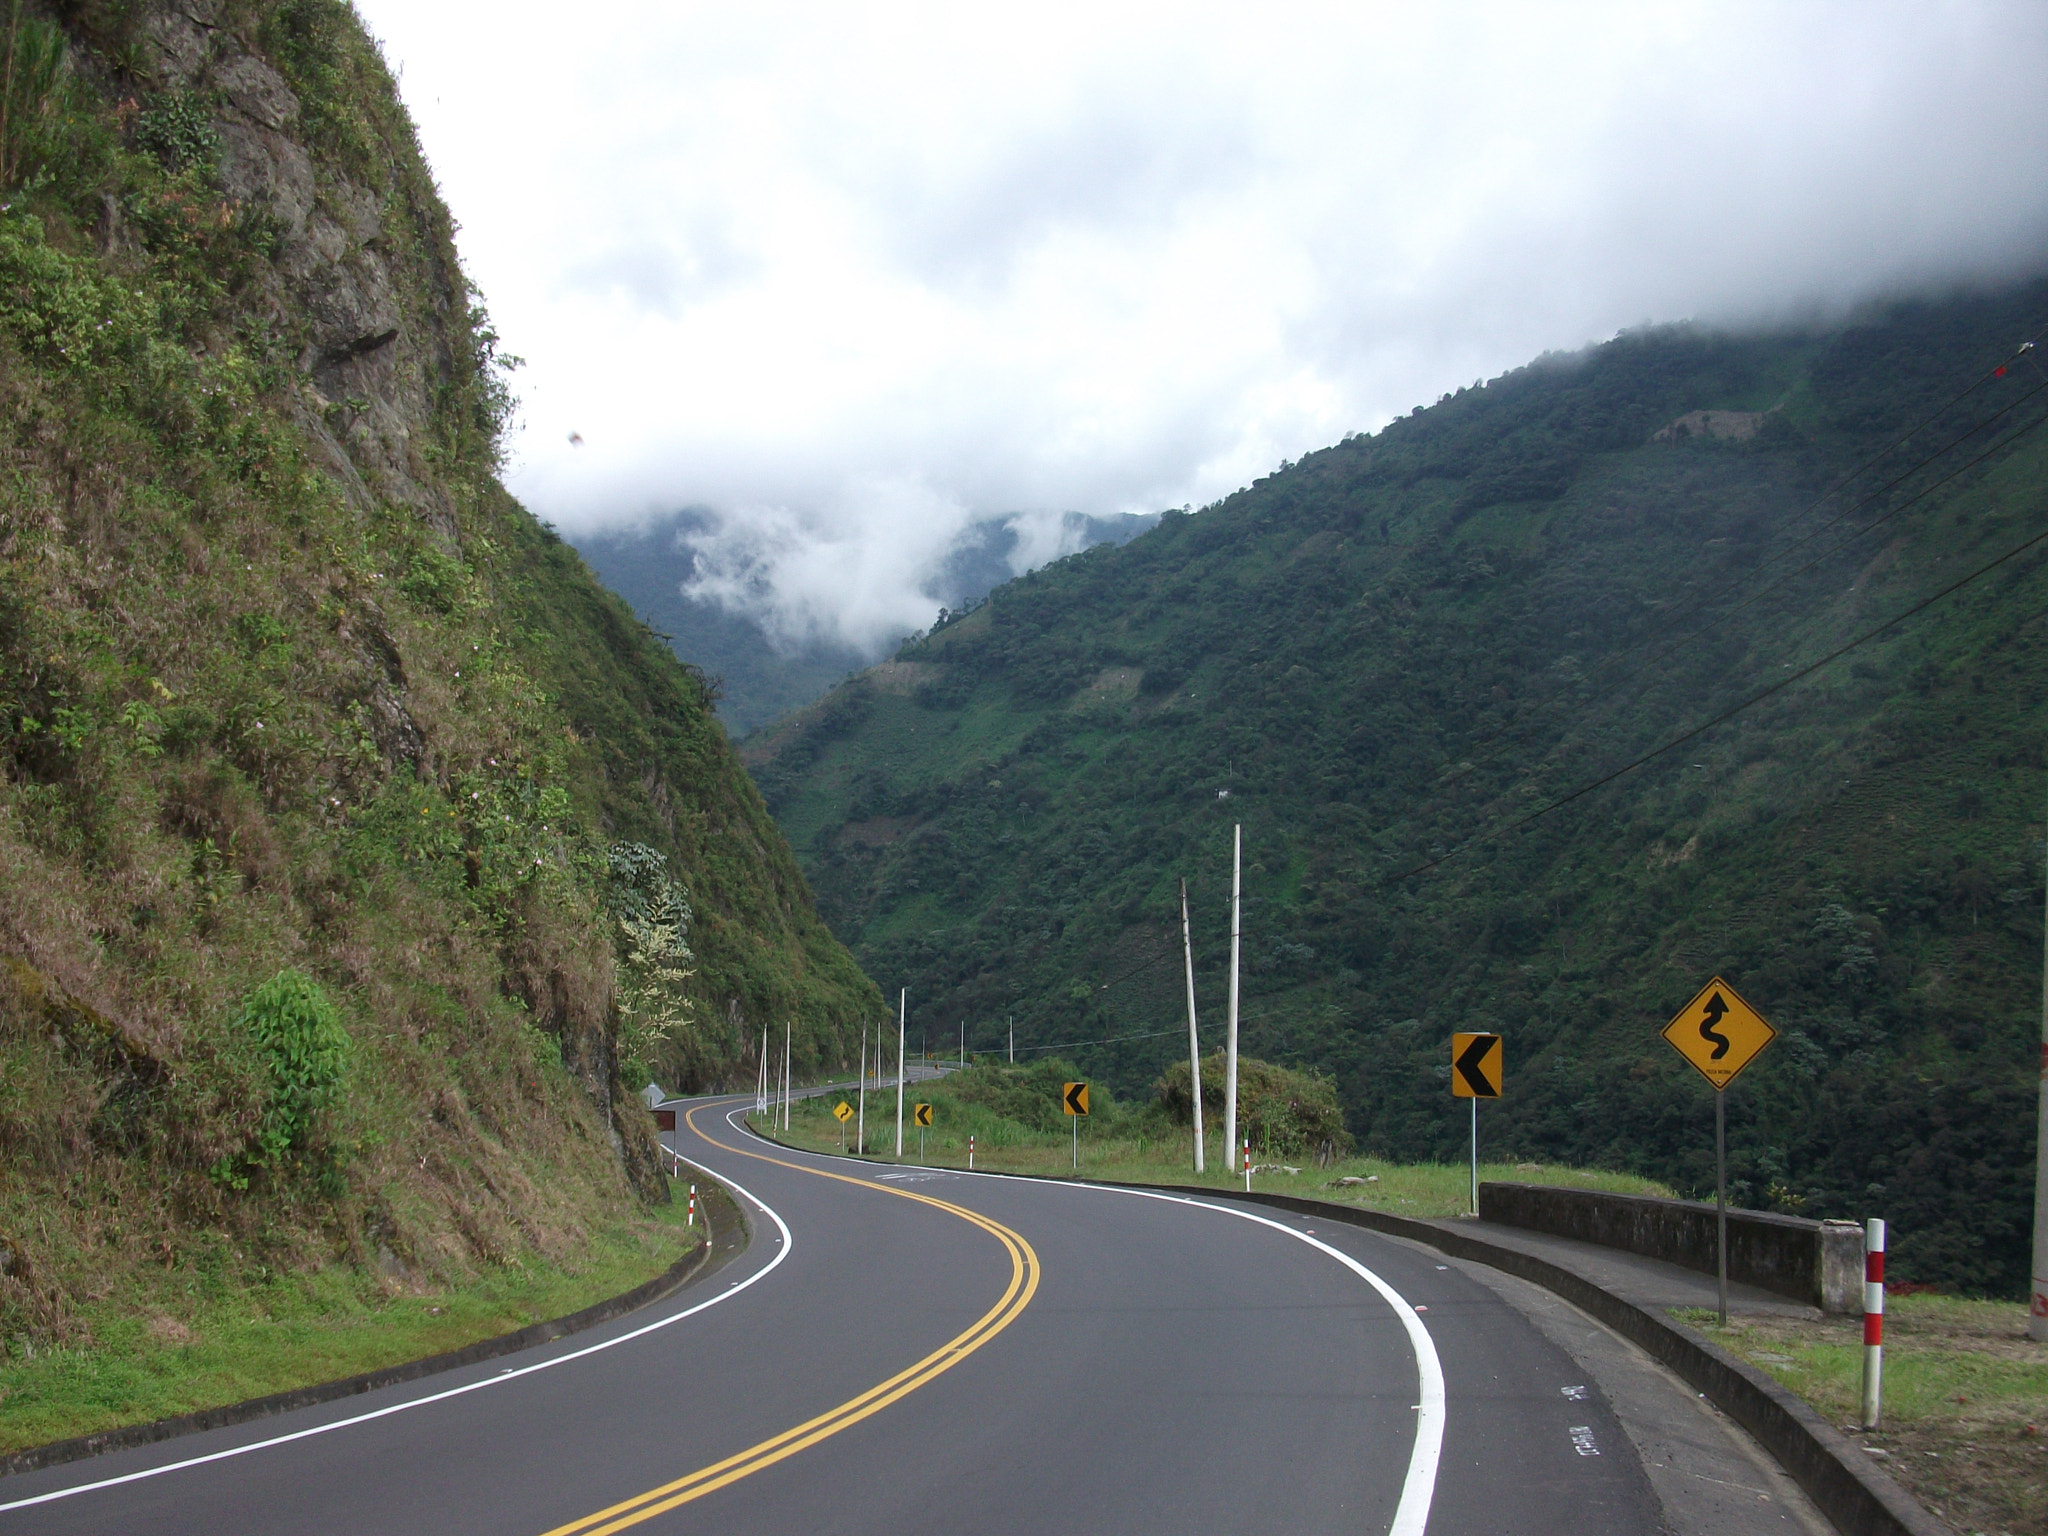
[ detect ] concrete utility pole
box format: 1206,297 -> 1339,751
857,1021 -> 867,1156
2032,804 -> 2048,1339
895,988 -> 907,1158
1224,824 -> 1242,1169
1181,877 -> 1205,1173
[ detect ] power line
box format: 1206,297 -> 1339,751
1011,1025 -> 1185,1056
1391,503 -> 2048,884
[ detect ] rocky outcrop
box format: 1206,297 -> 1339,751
1652,408 -> 1769,443
143,7 -> 455,542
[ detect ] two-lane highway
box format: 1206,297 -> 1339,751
3,1094 -> 1664,1534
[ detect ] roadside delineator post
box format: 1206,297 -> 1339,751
1861,1218 -> 1885,1429
1242,1138 -> 1251,1192
969,1134 -> 976,1170
688,1184 -> 697,1229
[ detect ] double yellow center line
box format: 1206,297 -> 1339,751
540,1104 -> 1041,1536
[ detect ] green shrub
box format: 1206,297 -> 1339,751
236,969 -> 350,1166
134,91 -> 220,176
1155,1052 -> 1353,1159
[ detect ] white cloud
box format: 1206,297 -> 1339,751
356,0 -> 2048,652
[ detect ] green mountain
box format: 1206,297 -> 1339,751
0,0 -> 875,1348
746,284 -> 2048,1293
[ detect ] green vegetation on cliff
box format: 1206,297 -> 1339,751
749,283 -> 2048,1293
0,0 -> 876,1417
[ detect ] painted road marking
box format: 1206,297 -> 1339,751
0,1116 -> 796,1517
807,1155 -> 1446,1536
535,1105 -> 1042,1536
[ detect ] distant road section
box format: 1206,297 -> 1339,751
1,1094 -> 1664,1534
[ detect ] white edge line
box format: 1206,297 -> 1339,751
0,1102 -> 791,1515
745,1130 -> 1444,1536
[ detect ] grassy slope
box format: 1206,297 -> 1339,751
0,0 -> 876,1435
749,286 -> 2048,1293
0,1174 -> 704,1454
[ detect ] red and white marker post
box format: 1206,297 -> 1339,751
1861,1217 -> 1884,1429
1242,1139 -> 1251,1192
968,1134 -> 976,1171
688,1183 -> 697,1229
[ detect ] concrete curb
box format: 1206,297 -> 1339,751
750,1117 -> 1943,1536
0,1185 -> 737,1481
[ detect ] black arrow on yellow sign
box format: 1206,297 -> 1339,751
1062,1081 -> 1090,1116
1452,1033 -> 1503,1098
913,1103 -> 933,1127
1697,992 -> 1732,1060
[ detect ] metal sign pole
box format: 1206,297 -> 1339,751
1470,1097 -> 1478,1217
1072,1113 -> 1078,1172
1716,1088 -> 1728,1328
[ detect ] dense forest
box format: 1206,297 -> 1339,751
0,0 -> 875,1359
747,283 -> 2048,1293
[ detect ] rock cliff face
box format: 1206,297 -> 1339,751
0,0 -> 878,1354
144,3 -> 461,534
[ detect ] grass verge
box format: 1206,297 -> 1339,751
761,1080 -> 1670,1219
0,1178 -> 705,1456
1680,1300 -> 2048,1536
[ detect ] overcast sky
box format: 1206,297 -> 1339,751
353,0 -> 2048,653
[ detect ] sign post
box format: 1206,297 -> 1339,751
1862,1218 -> 1886,1428
1063,1081 -> 1090,1170
1450,1032 -> 1503,1216
1661,976 -> 1777,1326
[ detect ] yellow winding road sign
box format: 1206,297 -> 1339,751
833,1101 -> 853,1122
1661,976 -> 1777,1090
1450,1032 -> 1503,1098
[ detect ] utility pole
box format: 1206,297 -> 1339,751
758,1026 -> 768,1113
895,988 -> 907,1158
782,1019 -> 792,1132
1180,877 -> 1205,1173
1008,1015 -> 1013,1064
857,1021 -> 867,1156
2032,793 -> 2048,1339
1224,824 -> 1242,1169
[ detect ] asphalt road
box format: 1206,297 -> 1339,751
3,1093 -> 1666,1535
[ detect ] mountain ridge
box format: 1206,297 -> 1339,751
747,284 -> 2048,1292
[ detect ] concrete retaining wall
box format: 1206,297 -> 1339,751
1478,1182 -> 1863,1313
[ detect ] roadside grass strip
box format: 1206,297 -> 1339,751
538,1104 -> 1042,1536
1685,1297 -> 2048,1536
0,1143 -> 789,1516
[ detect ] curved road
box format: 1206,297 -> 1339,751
2,1094 -> 1663,1534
